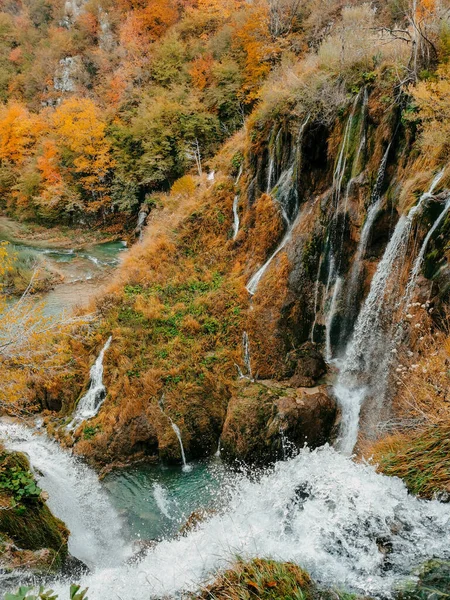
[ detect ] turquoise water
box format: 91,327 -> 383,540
103,457 -> 232,542
0,235 -> 127,315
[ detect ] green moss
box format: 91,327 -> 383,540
0,450 -> 69,567
397,560 -> 450,599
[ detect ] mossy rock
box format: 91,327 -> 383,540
396,560 -> 450,599
0,450 -> 69,570
221,380 -> 337,465
193,558 -> 364,600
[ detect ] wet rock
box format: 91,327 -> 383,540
284,342 -> 327,387
179,509 -> 215,536
220,380 -> 337,465
61,554 -> 90,578
108,415 -> 159,459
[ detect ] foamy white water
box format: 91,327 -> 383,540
67,336 -> 112,430
335,170 -> 445,454
0,421 -> 128,569
46,446 -> 450,599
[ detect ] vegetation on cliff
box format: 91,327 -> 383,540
0,445 -> 69,573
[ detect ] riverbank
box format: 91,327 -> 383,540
0,216 -> 121,250
0,215 -> 127,314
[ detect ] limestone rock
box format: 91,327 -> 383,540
220,380 -> 337,465
284,342 -> 327,387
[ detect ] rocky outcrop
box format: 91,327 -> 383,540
283,342 -> 327,387
0,449 -> 69,575
220,380 -> 338,465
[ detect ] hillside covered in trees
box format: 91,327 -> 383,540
2,0 -> 450,599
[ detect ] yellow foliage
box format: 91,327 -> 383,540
410,62 -> 450,160
171,175 -> 196,197
52,98 -> 114,210
0,103 -> 46,165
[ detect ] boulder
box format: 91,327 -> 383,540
220,380 -> 337,465
284,342 -> 327,387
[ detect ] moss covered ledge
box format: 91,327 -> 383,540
0,446 -> 69,574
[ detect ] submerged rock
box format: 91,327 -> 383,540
220,380 -> 337,465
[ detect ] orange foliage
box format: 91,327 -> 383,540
0,103 -> 46,165
52,98 -> 114,210
189,55 -> 214,90
232,2 -> 276,102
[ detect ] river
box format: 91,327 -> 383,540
0,216 -> 127,315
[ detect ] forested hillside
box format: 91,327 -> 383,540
2,1 -> 450,599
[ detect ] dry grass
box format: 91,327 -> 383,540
366,308 -> 450,498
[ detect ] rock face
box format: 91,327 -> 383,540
0,449 -> 69,574
283,342 -> 327,387
220,380 -> 337,465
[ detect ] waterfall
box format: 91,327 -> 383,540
332,93 -> 360,206
48,445 -> 450,599
246,218 -> 296,295
232,196 -> 240,240
241,331 -> 253,379
0,421 -> 128,570
266,129 -> 281,194
158,395 -> 192,472
320,95 -> 362,355
247,117 -> 309,295
67,336 -> 112,431
340,145 -> 392,346
232,165 -> 243,240
403,198 -> 450,306
215,438 -> 221,457
325,276 -> 342,361
169,420 -> 192,473
335,171 -> 445,454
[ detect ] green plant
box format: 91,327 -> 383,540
5,585 -> 88,600
82,425 -> 101,440
0,463 -> 41,505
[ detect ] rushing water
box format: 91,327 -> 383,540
67,336 -> 112,431
10,444 -> 447,600
0,422 -> 128,570
334,171 -> 445,454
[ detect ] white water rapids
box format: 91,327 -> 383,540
3,432 -> 449,599
0,422 -> 129,570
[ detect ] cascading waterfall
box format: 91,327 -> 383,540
403,197 -> 450,307
232,195 -> 240,240
232,165 -> 243,240
242,331 -> 253,379
246,217 -> 297,295
67,336 -> 112,431
0,421 -> 128,570
169,420 -> 192,473
247,117 -> 309,296
266,128 -> 281,194
325,276 -> 342,361
47,445 -> 450,599
335,171 -> 445,455
158,395 -> 192,472
339,144 -> 392,346
321,94 -> 363,357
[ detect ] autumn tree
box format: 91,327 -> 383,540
52,97 -> 114,213
410,60 -> 450,160
0,103 -> 45,166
